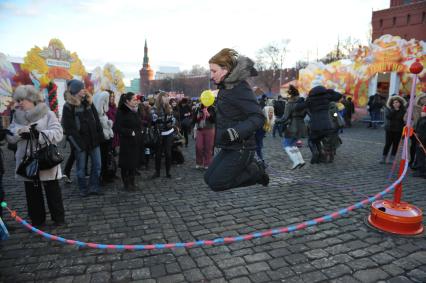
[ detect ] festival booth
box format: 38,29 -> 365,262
298,34 -> 426,106
0,39 -> 125,121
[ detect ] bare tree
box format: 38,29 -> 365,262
254,39 -> 290,93
320,36 -> 360,64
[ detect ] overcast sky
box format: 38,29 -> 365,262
0,0 -> 389,85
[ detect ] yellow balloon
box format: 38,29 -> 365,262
200,90 -> 215,107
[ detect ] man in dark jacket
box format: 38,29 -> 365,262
367,93 -> 385,129
204,48 -> 268,191
273,96 -> 286,137
296,86 -> 342,163
62,80 -> 104,197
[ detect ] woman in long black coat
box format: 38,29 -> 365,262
114,92 -> 142,190
296,86 -> 342,163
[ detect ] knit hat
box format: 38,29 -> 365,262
68,79 -> 84,95
13,85 -> 44,103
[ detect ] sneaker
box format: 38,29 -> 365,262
90,191 -> 104,196
166,173 -> 172,178
195,165 -> 202,169
63,175 -> 72,184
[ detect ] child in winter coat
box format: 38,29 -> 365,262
413,106 -> 426,178
380,95 -> 406,164
255,106 -> 274,166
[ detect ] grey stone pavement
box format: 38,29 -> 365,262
0,121 -> 425,283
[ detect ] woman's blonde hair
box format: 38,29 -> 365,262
155,91 -> 172,114
263,106 -> 275,132
209,48 -> 239,71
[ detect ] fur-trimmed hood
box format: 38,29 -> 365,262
415,92 -> 426,107
64,90 -> 93,107
223,56 -> 258,89
387,95 -> 407,109
13,103 -> 49,125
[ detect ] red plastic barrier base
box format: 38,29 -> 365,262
368,200 -> 424,235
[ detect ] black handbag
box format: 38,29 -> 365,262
16,134 -> 39,180
35,132 -> 64,170
143,127 -> 159,148
106,150 -> 117,177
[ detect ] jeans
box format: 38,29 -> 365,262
282,137 -> 297,148
204,149 -> 263,191
272,121 -> 283,137
371,110 -> 381,128
75,146 -> 101,194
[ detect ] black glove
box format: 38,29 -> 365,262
221,128 -> 240,144
30,124 -> 40,139
20,132 -> 31,140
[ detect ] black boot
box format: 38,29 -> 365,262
151,171 -> 160,179
308,140 -> 320,164
121,171 -> 131,191
130,174 -> 138,190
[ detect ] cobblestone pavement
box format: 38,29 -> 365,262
0,122 -> 425,283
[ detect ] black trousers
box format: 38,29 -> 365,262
204,149 -> 262,191
100,139 -> 112,179
383,130 -> 402,157
24,180 -> 65,226
155,134 -> 173,174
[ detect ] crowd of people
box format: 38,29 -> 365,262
0,47 -> 425,232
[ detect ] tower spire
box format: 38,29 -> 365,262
143,39 -> 149,67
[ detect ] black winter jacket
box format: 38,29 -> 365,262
416,116 -> 426,144
215,80 -> 265,150
114,105 -> 143,169
296,86 -> 342,137
62,93 -> 103,151
385,107 -> 406,133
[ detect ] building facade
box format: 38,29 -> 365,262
372,0 -> 426,41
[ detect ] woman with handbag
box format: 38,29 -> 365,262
114,92 -> 143,190
8,85 -> 65,227
279,85 -> 307,169
152,91 -> 176,179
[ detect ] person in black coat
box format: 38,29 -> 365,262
380,95 -> 406,164
178,98 -> 192,147
114,92 -> 143,190
204,48 -> 268,191
152,91 -> 176,179
296,86 -> 342,164
62,80 -> 104,196
273,96 -> 286,137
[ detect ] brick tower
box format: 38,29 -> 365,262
139,39 -> 154,95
